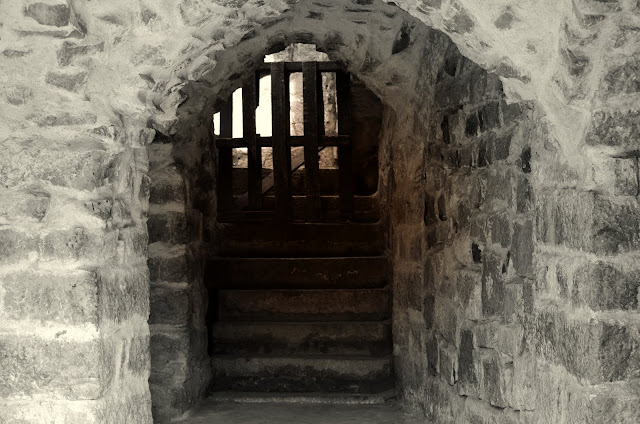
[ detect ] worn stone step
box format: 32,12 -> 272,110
218,288 -> 391,322
205,256 -> 388,289
215,222 -> 384,257
211,355 -> 394,393
207,390 -> 396,405
211,321 -> 392,356
224,195 -> 380,223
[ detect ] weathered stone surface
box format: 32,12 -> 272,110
530,305 -> 640,384
537,190 -> 640,254
0,188 -> 50,223
481,352 -> 512,408
4,86 -> 33,105
586,109 -> 640,151
28,111 -> 98,127
572,262 -> 640,310
40,228 -> 119,262
0,137 -> 113,190
147,211 -> 189,244
0,334 -> 114,400
25,3 -> 70,27
511,219 -> 534,276
148,242 -> 189,282
46,70 -> 89,92
97,266 -> 150,324
1,269 -> 99,325
149,329 -> 205,386
58,42 -> 105,66
600,53 -> 640,97
149,285 -> 190,325
481,251 -> 507,317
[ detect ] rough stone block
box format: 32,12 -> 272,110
128,335 -> 151,376
537,190 -> 640,254
490,134 -> 511,162
58,42 -> 105,66
97,266 -> 150,324
433,296 -> 462,345
474,321 -> 524,357
150,331 -> 190,385
481,250 -> 508,317
531,305 -> 640,383
28,111 -> 98,127
458,328 -> 480,396
0,136 -> 113,190
588,383 -> 640,424
0,187 -> 50,223
4,86 -> 33,105
511,219 -> 534,276
119,226 -> 149,262
1,269 -> 99,325
456,270 -> 482,319
600,53 -> 640,97
149,285 -> 191,325
585,108 -> 640,151
489,212 -> 512,248
516,175 -> 532,213
147,211 -> 188,244
438,338 -> 458,385
0,228 -> 37,264
25,3 -> 70,27
40,227 -> 118,262
572,261 -> 640,310
149,170 -> 185,205
46,70 -> 88,92
485,168 -> 515,209
0,334 -> 114,400
148,243 -> 189,282
481,352 -> 512,408
478,101 -> 500,132
590,155 -> 638,196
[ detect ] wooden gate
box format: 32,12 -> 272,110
216,61 -> 353,222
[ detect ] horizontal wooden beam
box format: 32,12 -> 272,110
257,61 -> 343,74
216,135 -> 350,148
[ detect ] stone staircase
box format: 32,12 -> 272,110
205,220 -> 394,401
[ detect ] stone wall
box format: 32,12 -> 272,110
1,0 -> 639,422
384,40 -> 640,424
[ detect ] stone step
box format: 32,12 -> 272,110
207,390 -> 396,405
218,288 -> 390,322
211,321 -> 392,356
215,222 -> 384,257
205,256 -> 388,289
223,195 -> 380,223
211,355 -> 394,393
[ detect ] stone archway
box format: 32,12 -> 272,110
145,1 -> 550,422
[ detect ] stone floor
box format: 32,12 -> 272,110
179,400 -> 425,424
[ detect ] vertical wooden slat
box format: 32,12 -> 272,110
243,74 -> 261,209
218,97 -> 234,212
337,70 -> 354,218
302,62 -> 322,221
271,62 -> 292,221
